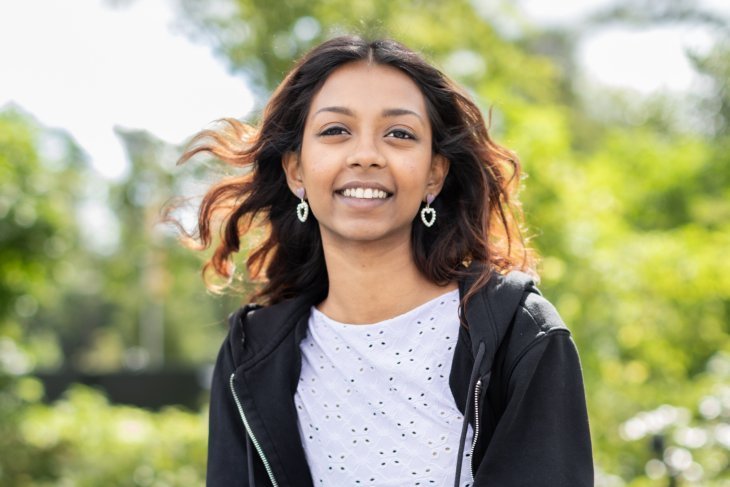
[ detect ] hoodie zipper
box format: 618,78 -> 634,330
229,372 -> 279,487
468,378 -> 482,480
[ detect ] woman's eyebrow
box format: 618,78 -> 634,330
313,106 -> 423,121
382,108 -> 423,120
314,106 -> 354,116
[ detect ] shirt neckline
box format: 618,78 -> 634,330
311,288 -> 459,329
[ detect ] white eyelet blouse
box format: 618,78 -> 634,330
294,289 -> 474,486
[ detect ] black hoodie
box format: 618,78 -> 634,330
206,271 -> 593,486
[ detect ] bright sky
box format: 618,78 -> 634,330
520,0 -> 721,91
0,0 -> 725,180
579,25 -> 714,92
0,0 -> 252,180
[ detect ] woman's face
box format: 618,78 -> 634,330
284,61 -> 448,250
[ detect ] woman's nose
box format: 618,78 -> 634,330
346,137 -> 386,168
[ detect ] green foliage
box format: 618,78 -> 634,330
615,352 -> 730,485
176,0 -> 559,106
0,110 -> 240,373
0,379 -> 206,486
0,109 -> 85,334
0,107 -> 224,485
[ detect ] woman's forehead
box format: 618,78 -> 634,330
307,61 -> 428,121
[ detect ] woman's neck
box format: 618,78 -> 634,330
317,237 -> 457,324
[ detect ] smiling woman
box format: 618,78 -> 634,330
175,36 -> 593,486
282,62 -> 447,266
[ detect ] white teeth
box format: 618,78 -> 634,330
342,188 -> 388,199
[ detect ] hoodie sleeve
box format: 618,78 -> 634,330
474,304 -> 594,486
206,333 -> 251,486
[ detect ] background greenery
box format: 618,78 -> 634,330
1,0 -> 728,485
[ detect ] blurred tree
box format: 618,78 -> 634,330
173,0 -> 559,106
103,127 -> 242,370
0,107 -> 89,484
0,107 -> 91,368
587,0 -> 729,30
0,108 -> 84,333
0,109 -> 220,485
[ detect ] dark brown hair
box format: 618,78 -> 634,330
175,35 -> 536,307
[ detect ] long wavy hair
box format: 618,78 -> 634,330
174,35 -> 536,308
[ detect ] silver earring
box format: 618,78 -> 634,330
420,194 -> 436,227
295,187 -> 309,223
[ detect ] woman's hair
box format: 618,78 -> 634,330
175,35 -> 536,307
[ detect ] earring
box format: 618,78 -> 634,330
295,187 -> 309,223
420,194 -> 436,227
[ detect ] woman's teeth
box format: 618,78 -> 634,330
341,188 -> 389,199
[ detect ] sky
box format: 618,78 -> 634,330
0,0 -> 726,181
0,0 -> 252,180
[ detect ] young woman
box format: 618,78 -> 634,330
180,36 -> 593,486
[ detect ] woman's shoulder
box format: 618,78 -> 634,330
471,270 -> 572,367
513,291 -> 572,358
225,294 -> 313,367
498,279 -> 576,377
473,269 -> 569,337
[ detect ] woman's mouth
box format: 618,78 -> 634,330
338,188 -> 391,199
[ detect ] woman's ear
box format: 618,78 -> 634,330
426,154 -> 450,197
282,151 -> 303,194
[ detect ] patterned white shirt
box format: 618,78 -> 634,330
294,289 -> 474,486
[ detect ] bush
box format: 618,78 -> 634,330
1,376 -> 207,486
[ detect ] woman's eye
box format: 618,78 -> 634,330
386,129 -> 416,140
319,126 -> 349,136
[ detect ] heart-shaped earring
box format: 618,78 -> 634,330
295,187 -> 309,223
420,194 -> 436,227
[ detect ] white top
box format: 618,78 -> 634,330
294,289 -> 474,487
